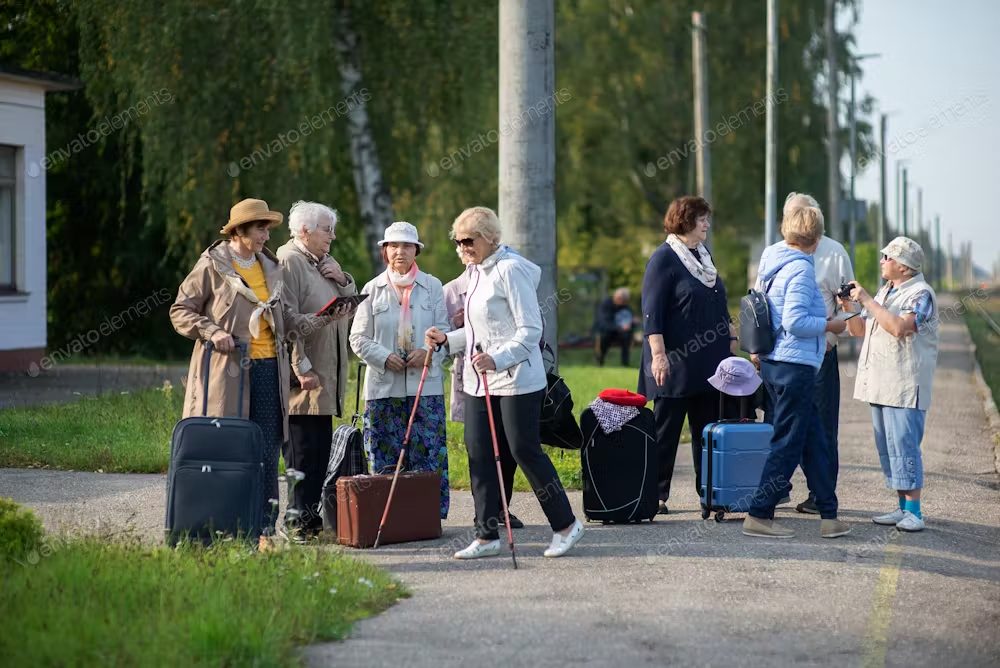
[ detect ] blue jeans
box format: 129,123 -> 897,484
771,346 -> 840,500
871,404 -> 926,490
749,360 -> 839,520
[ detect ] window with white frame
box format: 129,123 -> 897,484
0,145 -> 14,291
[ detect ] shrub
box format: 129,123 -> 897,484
0,498 -> 44,562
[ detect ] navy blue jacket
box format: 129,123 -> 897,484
638,242 -> 731,399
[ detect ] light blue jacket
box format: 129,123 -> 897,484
758,244 -> 827,369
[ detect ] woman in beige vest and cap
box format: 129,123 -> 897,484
842,236 -> 939,532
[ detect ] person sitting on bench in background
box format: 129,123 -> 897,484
594,287 -> 634,367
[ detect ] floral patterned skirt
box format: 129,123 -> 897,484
363,394 -> 449,519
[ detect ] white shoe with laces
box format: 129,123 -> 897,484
872,509 -> 906,525
454,539 -> 500,560
543,519 -> 585,558
895,510 -> 925,532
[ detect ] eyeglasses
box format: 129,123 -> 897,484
317,226 -> 335,235
454,237 -> 477,248
881,254 -> 892,262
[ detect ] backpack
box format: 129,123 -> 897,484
738,275 -> 779,355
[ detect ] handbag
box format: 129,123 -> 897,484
537,340 -> 584,450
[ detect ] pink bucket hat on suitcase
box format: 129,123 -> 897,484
708,357 -> 762,397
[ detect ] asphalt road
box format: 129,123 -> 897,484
3,295 -> 998,667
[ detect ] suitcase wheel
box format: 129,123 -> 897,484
714,511 -> 726,523
701,507 -> 711,520
601,520 -> 612,525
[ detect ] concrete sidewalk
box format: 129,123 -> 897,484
2,295 -> 998,667
303,294 -> 1000,668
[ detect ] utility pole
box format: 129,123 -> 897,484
916,187 -> 922,246
947,232 -> 954,289
935,215 -> 941,290
499,0 -> 557,354
764,0 -> 778,248
879,114 -> 888,287
902,168 -> 909,236
825,0 -> 841,242
848,66 -> 857,267
692,11 -> 712,251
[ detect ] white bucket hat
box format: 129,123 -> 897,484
880,236 -> 924,272
378,221 -> 424,248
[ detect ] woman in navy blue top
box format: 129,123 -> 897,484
638,196 -> 738,514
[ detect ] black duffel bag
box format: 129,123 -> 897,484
538,342 -> 583,450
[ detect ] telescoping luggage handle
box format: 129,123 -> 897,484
353,361 -> 365,427
704,393 -> 752,509
200,339 -> 250,418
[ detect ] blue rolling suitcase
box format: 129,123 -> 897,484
700,393 -> 772,522
165,340 -> 265,546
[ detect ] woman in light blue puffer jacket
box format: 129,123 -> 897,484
743,205 -> 851,540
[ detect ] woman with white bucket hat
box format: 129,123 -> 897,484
349,222 -> 452,519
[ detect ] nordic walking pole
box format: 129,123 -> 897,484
476,344 -> 518,569
373,347 -> 433,549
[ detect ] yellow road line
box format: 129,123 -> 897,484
862,543 -> 904,668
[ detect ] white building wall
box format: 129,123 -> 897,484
0,80 -> 48,353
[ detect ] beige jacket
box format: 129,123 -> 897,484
169,240 -> 291,441
276,240 -> 357,417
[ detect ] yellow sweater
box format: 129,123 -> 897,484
233,260 -> 276,359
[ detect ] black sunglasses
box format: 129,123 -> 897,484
454,237 -> 477,248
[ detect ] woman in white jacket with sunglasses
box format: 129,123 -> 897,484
426,206 -> 584,559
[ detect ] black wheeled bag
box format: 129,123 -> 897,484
165,341 -> 264,546
321,363 -> 370,535
580,406 -> 658,524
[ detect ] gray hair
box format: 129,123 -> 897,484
288,200 -> 338,238
614,287 -> 631,300
451,206 -> 502,246
783,192 -> 820,218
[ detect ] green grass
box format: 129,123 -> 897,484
0,531 -> 405,666
965,294 -> 1000,410
0,354 -> 644,490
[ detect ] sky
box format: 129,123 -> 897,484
850,0 -> 1000,273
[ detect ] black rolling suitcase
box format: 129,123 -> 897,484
321,363 -> 370,535
580,404 -> 658,524
165,341 -> 264,546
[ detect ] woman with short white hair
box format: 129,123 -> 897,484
744,204 -> 851,540
426,206 -> 585,559
276,200 -> 357,541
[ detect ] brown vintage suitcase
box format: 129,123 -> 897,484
336,472 -> 442,548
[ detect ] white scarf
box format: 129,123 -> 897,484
667,234 -> 718,288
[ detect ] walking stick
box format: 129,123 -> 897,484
373,348 -> 433,549
476,344 -> 518,569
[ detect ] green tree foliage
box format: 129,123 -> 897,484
2,0 -> 871,356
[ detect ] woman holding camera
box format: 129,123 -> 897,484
841,237 -> 938,532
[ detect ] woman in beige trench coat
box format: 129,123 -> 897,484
170,198 -> 312,545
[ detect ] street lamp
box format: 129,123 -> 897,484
848,52 -> 881,271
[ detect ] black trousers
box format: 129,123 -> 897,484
597,329 -> 631,367
283,415 -> 333,532
652,390 -> 723,503
465,390 -> 575,540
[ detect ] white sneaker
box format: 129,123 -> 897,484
895,510 -> 925,532
543,519 -> 584,558
872,509 -> 905,525
454,539 -> 500,560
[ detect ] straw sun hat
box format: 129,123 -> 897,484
219,198 -> 284,235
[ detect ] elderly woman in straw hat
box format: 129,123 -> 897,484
170,197 -> 306,545
275,200 -> 357,541
349,222 -> 452,518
